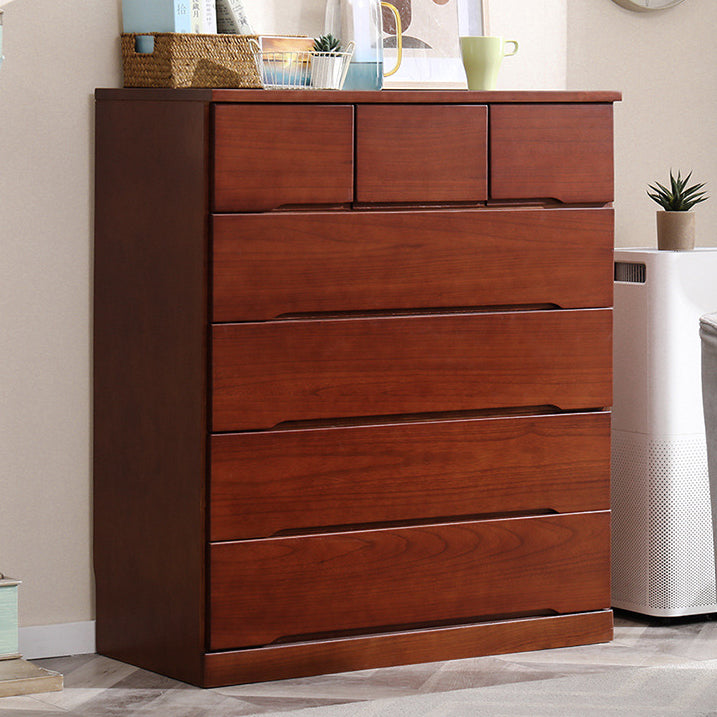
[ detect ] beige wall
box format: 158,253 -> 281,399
11,0 -> 714,634
3,0 -> 709,634
0,1 -> 120,626
246,0 -> 323,37
0,0 -> 566,633
487,0 -> 566,91
567,0 -> 717,248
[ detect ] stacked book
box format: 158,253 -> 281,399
122,0 -> 253,35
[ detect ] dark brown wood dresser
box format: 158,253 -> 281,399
93,88 -> 620,687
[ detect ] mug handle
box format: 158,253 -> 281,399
503,40 -> 519,57
381,2 -> 403,77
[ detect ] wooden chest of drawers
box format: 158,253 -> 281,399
94,88 -> 619,687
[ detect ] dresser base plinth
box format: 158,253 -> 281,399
202,610 -> 613,687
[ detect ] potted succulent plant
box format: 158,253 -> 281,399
311,33 -> 348,89
647,170 -> 709,251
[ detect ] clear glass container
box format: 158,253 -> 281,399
325,0 -> 401,91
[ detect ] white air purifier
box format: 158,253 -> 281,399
612,248 -> 717,617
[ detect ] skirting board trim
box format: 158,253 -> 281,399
19,621 -> 96,660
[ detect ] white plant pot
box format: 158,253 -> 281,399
311,54 -> 345,89
656,210 -> 695,251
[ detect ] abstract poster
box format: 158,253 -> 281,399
382,0 -> 468,88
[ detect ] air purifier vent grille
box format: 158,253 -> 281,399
612,432 -> 717,614
615,261 -> 646,284
647,439 -> 715,610
611,432 -> 649,605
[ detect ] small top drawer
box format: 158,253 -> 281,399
490,104 -> 614,204
355,105 -> 488,204
213,104 -> 354,212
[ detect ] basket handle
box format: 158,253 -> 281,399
248,37 -> 263,80
339,41 -> 355,88
133,33 -> 156,55
248,37 -> 262,59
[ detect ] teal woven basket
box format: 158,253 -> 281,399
0,576 -> 21,659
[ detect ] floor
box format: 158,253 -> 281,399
1,611 -> 717,716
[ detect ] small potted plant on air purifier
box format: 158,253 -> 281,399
647,170 -> 709,251
311,33 -> 349,90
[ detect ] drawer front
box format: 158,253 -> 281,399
210,412 -> 611,541
212,208 -> 614,322
355,105 -> 488,203
490,104 -> 614,204
211,309 -> 612,432
213,105 -> 354,212
209,511 -> 611,650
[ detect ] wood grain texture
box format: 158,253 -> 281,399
355,105 -> 487,203
212,208 -> 614,321
490,104 -> 614,203
210,412 -> 611,541
209,512 -> 611,649
202,610 -> 613,687
96,88 -> 622,104
94,99 -> 208,685
211,309 -> 612,431
94,90 -> 617,687
213,104 -> 353,212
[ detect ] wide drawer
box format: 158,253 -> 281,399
209,511 -> 611,650
213,104 -> 354,212
210,411 -> 611,541
203,611 -> 614,687
211,208 -> 614,322
490,104 -> 614,204
211,309 -> 612,432
355,105 -> 488,203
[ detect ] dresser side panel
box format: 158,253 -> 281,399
94,98 -> 209,685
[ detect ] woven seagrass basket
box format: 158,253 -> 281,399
121,33 -> 262,89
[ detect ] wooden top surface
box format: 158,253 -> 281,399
96,88 -> 621,104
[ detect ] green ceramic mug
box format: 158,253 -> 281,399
459,36 -> 519,90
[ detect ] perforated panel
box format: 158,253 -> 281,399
647,439 -> 715,610
612,432 -> 717,615
611,432 -> 650,605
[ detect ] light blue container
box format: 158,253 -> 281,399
121,0 -> 191,34
0,577 -> 21,659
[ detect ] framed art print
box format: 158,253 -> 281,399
382,0 -> 472,89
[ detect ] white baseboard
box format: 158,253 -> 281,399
19,620 -> 96,659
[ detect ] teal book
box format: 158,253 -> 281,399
0,577 -> 20,658
122,0 -> 192,34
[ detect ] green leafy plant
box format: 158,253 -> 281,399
647,170 -> 709,211
313,33 -> 342,53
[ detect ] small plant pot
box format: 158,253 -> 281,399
656,210 -> 695,251
310,53 -> 345,89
